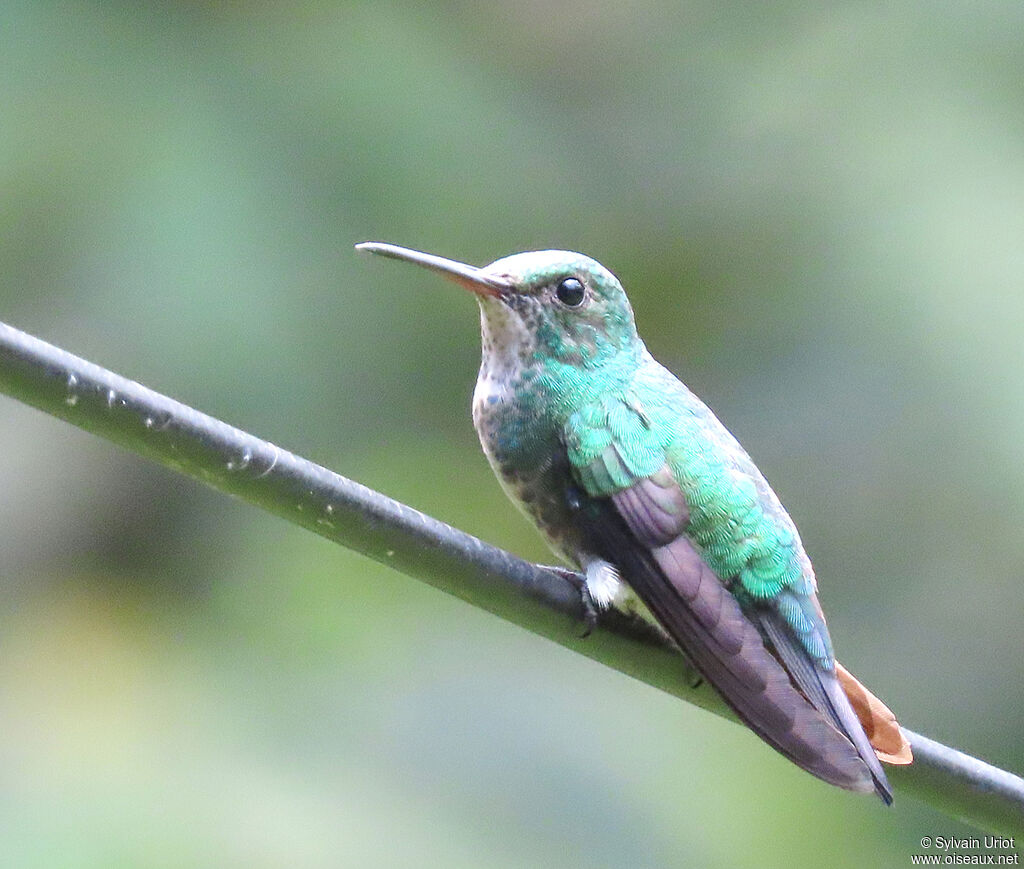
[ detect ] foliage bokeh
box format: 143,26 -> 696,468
1,2 -> 1022,866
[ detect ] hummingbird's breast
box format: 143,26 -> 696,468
473,367 -> 586,561
471,309 -> 587,563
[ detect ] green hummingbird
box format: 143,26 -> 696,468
357,241 -> 894,803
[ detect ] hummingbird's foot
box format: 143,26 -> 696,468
538,565 -> 600,637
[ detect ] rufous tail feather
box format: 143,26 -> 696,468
836,662 -> 913,765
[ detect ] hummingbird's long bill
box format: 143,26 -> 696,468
356,242 -> 511,299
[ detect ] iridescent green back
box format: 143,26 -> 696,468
561,350 -> 834,667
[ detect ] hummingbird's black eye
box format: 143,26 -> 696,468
555,277 -> 586,307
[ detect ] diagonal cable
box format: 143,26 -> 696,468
0,319 -> 1021,834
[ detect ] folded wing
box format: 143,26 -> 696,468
564,399 -> 892,800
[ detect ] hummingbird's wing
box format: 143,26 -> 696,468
564,399 -> 892,801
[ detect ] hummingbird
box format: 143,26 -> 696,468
357,241 -> 896,803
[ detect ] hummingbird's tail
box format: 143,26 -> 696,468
835,662 -> 913,766
758,612 -> 894,804
821,668 -> 894,803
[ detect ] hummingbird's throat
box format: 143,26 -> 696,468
477,296 -> 537,385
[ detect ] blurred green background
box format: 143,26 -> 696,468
2,2 -> 1022,866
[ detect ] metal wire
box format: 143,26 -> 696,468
1,319 -> 1021,833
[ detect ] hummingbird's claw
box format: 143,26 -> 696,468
539,565 -> 599,637
578,586 -> 599,638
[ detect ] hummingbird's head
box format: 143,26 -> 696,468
476,250 -> 638,365
356,243 -> 640,370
